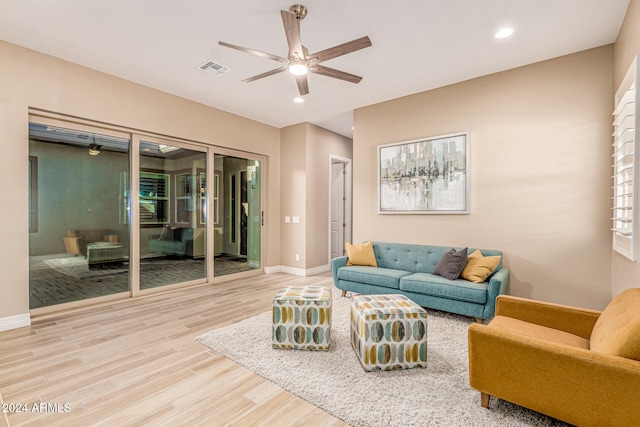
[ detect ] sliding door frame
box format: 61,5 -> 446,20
209,146 -> 267,282
28,109 -> 268,314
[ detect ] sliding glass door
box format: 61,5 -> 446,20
137,139 -> 207,290
213,154 -> 261,277
28,116 -> 266,311
28,123 -> 130,309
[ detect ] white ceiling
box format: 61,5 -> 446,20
0,1 -> 631,138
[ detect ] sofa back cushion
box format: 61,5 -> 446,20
372,242 -> 502,276
67,229 -> 108,243
590,288 -> 640,361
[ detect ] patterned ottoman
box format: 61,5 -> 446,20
272,286 -> 332,351
351,294 -> 428,371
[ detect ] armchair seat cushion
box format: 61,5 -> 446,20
488,316 -> 590,350
337,266 -> 410,290
399,273 -> 488,304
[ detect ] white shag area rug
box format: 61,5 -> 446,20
196,289 -> 570,427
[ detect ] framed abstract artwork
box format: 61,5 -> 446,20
378,132 -> 469,214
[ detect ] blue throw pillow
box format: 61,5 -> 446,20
433,247 -> 468,280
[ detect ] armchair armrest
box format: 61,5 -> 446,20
468,323 -> 640,425
481,268 -> 510,319
331,256 -> 348,287
495,295 -> 601,339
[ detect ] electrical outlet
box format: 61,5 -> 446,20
296,254 -> 300,262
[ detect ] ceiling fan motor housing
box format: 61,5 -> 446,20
289,4 -> 308,20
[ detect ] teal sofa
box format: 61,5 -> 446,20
331,242 -> 510,321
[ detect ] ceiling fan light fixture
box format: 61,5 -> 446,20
495,27 -> 514,39
88,143 -> 101,156
289,61 -> 308,76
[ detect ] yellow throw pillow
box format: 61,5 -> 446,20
345,241 -> 378,267
460,249 -> 501,283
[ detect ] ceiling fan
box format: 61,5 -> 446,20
218,4 -> 372,96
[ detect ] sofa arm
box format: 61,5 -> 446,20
481,268 -> 510,319
495,295 -> 601,340
331,256 -> 348,287
468,323 -> 640,426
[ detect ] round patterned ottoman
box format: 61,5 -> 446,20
350,294 -> 428,371
272,285 -> 332,351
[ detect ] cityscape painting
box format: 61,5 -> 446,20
378,132 -> 469,214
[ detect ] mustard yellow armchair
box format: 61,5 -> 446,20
468,288 -> 640,426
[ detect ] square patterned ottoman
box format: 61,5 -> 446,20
272,285 -> 332,351
351,294 -> 428,371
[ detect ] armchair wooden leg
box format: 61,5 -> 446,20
341,290 -> 347,297
481,392 -> 490,408
475,317 -> 484,324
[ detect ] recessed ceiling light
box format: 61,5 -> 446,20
294,97 -> 304,103
495,28 -> 514,39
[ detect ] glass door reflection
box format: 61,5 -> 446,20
139,141 -> 207,289
214,155 -> 261,276
28,123 -> 130,309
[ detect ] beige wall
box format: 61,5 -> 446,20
280,124 -> 308,268
0,40 -> 281,319
306,124 -> 352,268
280,123 -> 352,271
612,0 -> 640,297
353,46 -> 614,310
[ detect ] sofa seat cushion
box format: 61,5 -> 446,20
488,316 -> 590,350
337,266 -> 411,290
399,273 -> 488,304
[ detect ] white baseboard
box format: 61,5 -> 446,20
264,265 -> 282,274
265,264 -> 330,277
0,313 -> 31,332
305,264 -> 331,276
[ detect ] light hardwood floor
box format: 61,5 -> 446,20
0,272 -> 349,427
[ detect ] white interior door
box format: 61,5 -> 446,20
331,162 -> 346,259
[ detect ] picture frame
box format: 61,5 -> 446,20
378,132 -> 469,214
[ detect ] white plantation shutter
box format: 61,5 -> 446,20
612,57 -> 639,261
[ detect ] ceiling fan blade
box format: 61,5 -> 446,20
218,41 -> 287,63
311,65 -> 363,84
295,74 -> 309,96
281,10 -> 304,59
309,36 -> 372,63
242,66 -> 288,83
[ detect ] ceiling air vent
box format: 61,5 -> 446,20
199,60 -> 230,76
